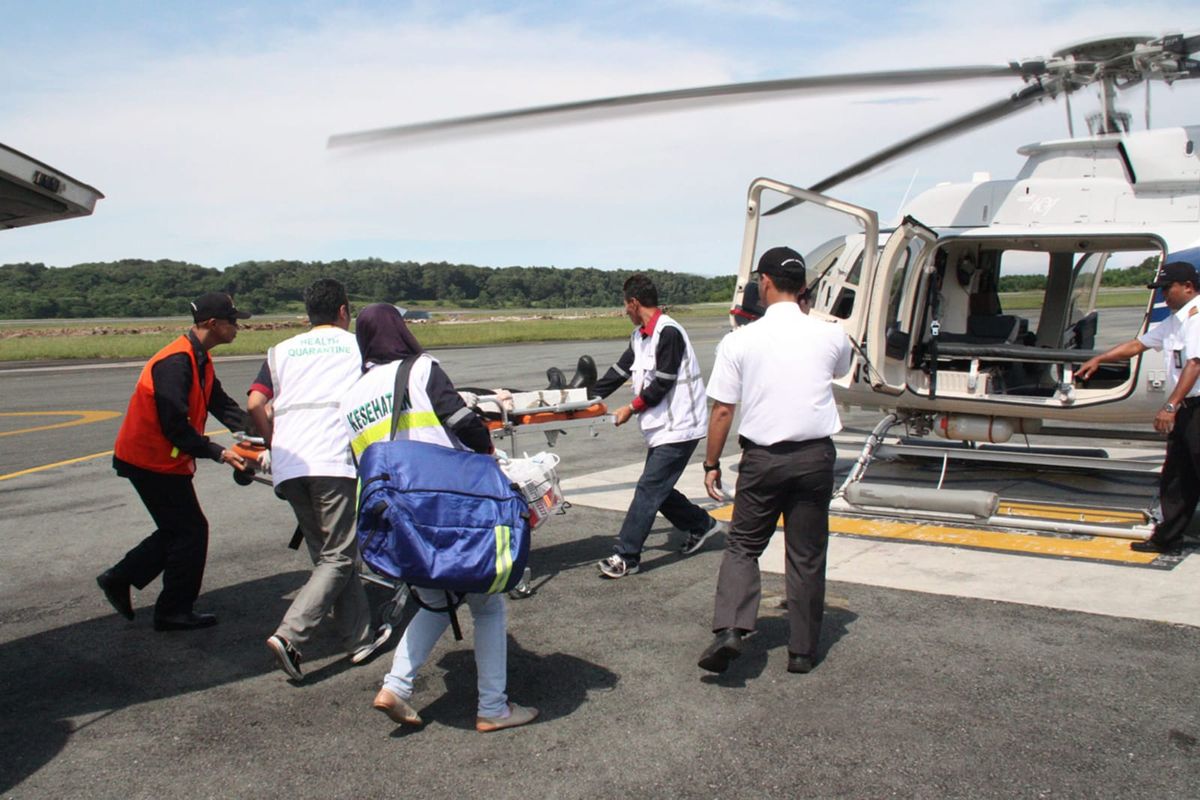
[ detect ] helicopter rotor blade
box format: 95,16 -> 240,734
762,82 -> 1051,216
327,65 -> 1019,149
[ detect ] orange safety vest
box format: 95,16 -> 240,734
113,335 -> 214,475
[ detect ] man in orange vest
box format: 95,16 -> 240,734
97,292 -> 253,631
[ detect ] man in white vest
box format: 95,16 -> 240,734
248,279 -> 391,682
591,274 -> 727,579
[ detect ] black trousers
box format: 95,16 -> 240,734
1154,403 -> 1200,548
711,437 -> 835,659
110,471 -> 209,616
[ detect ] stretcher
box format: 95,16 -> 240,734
471,387 -> 614,450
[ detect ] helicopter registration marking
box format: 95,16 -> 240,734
707,506 -> 1158,565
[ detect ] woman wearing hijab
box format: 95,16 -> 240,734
339,303 -> 539,733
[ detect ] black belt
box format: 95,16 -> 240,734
739,435 -> 832,453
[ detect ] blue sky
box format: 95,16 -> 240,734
3,2 -> 1197,274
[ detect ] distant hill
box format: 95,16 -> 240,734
0,258 -> 737,319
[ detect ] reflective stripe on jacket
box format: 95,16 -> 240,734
341,355 -> 460,459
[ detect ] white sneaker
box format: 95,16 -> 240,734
597,554 -> 639,579
351,623 -> 393,665
682,517 -> 729,555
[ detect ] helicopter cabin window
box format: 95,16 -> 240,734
909,239 -> 1162,405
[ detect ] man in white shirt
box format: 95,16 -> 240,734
248,279 -> 390,681
1079,260 -> 1200,554
697,247 -> 851,676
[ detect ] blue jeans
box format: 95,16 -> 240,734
615,438 -> 711,564
383,588 -> 509,717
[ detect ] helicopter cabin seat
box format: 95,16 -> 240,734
937,313 -> 1026,345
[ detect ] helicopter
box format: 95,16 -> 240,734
328,33 -> 1200,533
0,143 -> 103,231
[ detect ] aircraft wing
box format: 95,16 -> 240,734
0,143 -> 103,230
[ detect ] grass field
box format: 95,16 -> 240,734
0,306 -> 725,362
0,292 -> 1151,362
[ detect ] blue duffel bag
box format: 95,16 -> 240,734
356,438 -> 531,595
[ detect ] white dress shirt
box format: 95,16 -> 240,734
707,302 -> 851,446
1139,295 -> 1200,398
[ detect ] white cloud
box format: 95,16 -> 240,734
2,4 -> 1197,274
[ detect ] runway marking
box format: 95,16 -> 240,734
0,449 -> 114,482
0,410 -> 121,437
707,505 -> 1161,566
0,427 -> 231,482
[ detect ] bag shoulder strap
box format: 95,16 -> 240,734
388,356 -> 419,442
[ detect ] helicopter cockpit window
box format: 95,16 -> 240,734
752,187 -> 870,321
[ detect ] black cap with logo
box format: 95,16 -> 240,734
755,246 -> 807,286
191,292 -> 252,323
1146,261 -> 1200,290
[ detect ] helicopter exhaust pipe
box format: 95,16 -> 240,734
934,414 -> 1042,444
841,483 -> 999,518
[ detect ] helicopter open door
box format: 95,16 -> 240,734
864,217 -> 939,395
731,178 -> 879,389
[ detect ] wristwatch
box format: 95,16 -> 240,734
1163,402 -> 1178,413
703,461 -> 721,473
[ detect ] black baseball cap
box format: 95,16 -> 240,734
1146,261 -> 1199,289
191,292 -> 251,322
755,246 -> 807,285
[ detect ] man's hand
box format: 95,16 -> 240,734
1154,408 -> 1176,435
704,467 -> 724,502
220,448 -> 247,471
613,405 -> 634,426
1077,357 -> 1102,382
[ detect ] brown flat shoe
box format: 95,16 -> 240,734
373,688 -> 422,726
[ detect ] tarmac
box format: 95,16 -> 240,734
2,332 -> 1199,798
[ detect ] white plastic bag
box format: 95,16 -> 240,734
500,452 -> 564,529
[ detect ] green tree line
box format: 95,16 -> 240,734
0,258 -> 738,319
996,255 -> 1161,292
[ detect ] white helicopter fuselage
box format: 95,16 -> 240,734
731,125 -> 1200,438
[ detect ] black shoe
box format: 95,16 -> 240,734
96,569 -> 134,620
267,634 -> 304,680
1130,539 -> 1180,554
697,629 -> 743,673
568,355 -> 597,390
153,611 -> 218,631
787,653 -> 815,674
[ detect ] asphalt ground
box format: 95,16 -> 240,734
2,318 -> 1199,797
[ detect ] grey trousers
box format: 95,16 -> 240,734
711,437 -> 835,659
275,476 -> 372,653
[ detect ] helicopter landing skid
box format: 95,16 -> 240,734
834,414 -> 1158,541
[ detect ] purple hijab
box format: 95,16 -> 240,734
354,303 -> 424,372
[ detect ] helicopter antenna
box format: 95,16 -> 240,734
1064,90 -> 1075,137
895,169 -> 920,219
1144,78 -> 1151,129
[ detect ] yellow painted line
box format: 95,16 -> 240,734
0,449 -> 114,482
707,504 -> 1157,565
0,410 -> 121,437
0,427 -> 232,482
